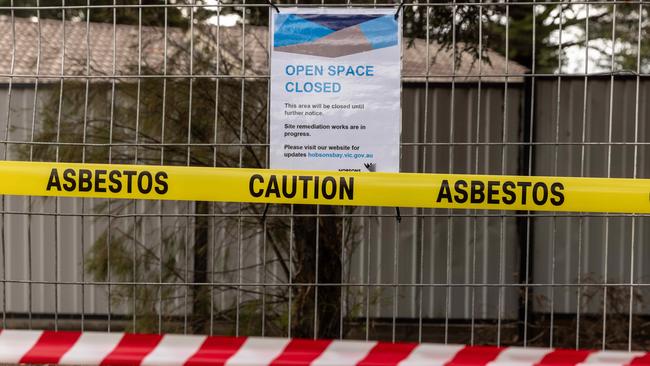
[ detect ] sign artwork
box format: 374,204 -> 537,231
270,8 -> 402,172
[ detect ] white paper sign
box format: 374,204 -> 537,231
270,8 -> 401,172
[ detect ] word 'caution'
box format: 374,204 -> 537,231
249,174 -> 353,200
0,160 -> 649,213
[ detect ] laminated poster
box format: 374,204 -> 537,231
270,8 -> 401,172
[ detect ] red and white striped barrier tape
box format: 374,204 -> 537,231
0,329 -> 648,366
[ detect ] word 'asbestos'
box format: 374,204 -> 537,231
249,174 -> 354,200
46,168 -> 169,195
436,179 -> 565,206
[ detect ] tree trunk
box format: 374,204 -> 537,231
192,201 -> 210,333
292,204 -> 342,338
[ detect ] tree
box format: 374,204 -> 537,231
22,6 -> 362,336
0,0 -> 197,28
402,2 -> 649,73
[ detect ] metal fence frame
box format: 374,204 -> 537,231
0,0 -> 649,352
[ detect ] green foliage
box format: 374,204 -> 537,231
4,1 -> 648,72
403,2 -> 649,73
85,214 -> 191,332
25,20 -> 361,333
0,0 -> 208,28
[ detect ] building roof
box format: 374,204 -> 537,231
0,16 -> 526,84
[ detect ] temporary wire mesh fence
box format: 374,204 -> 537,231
0,0 -> 649,352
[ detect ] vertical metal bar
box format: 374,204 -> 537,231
106,0 -> 118,332
391,1 -> 405,333
497,2 -> 510,347
470,0 -> 484,345
263,23 -> 272,343
628,2 -> 643,352
0,0 -> 16,330
549,2 -> 567,348
53,0 -> 67,332
314,205 -> 320,339
262,5 -> 270,336
80,0 -> 91,332
392,216 -> 398,342
602,2 -> 617,350
417,3 -> 432,344
392,0 -> 405,331
186,45 -> 195,338
27,0 -> 42,330
262,6 -> 272,336
158,0 -> 169,335
576,2 -> 590,350
288,204 -> 293,338
236,0 -> 248,337
340,207 -> 346,340
210,0 -> 223,336
132,0 -> 143,332
284,2 -> 294,332
184,0 -> 196,335
445,0 -> 457,345
261,217 -> 267,336
365,215 -> 371,341
523,1 -> 537,348
341,0 -> 352,342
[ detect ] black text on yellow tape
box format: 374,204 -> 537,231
1,160 -> 650,213
46,168 -> 169,195
435,179 -> 564,207
248,174 -> 353,200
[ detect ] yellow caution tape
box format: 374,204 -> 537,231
0,160 -> 648,213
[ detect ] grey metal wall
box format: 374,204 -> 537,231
7,78 -> 650,322
0,86 -> 194,317
352,84 -> 523,321
0,83 -> 525,321
532,77 -> 650,315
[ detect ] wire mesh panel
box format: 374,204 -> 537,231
0,0 -> 649,351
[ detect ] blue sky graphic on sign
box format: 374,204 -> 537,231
274,14 -> 398,58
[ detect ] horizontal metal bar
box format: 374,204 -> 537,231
0,279 -> 647,287
0,1 -> 648,10
0,210 -> 646,218
2,73 -> 648,80
6,141 -> 650,148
